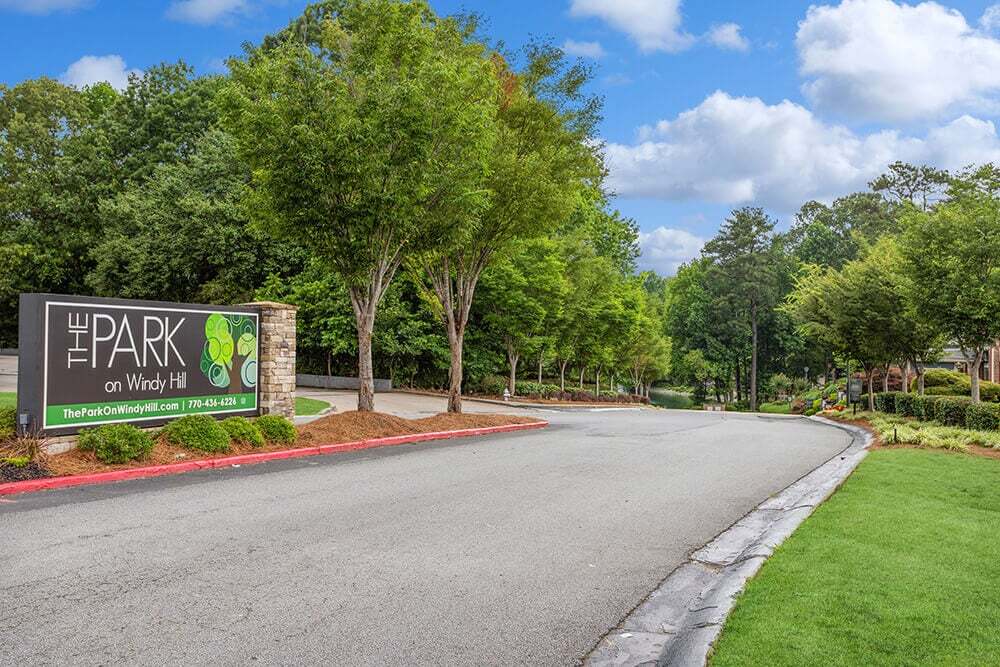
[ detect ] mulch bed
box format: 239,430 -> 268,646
0,461 -> 50,483
19,411 -> 541,479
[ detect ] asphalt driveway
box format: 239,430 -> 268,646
1,406 -> 850,666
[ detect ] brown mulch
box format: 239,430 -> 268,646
297,410 -> 540,444
32,411 -> 541,478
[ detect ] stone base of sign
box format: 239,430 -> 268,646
246,301 -> 297,419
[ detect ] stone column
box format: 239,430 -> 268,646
245,301 -> 297,419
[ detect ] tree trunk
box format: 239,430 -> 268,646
326,351 -> 332,378
559,360 -> 568,392
579,366 -> 584,391
750,304 -> 759,412
507,345 -> 519,395
446,330 -> 464,413
971,349 -> 985,403
596,368 -> 601,396
867,371 -> 875,412
734,359 -> 742,402
356,321 -> 375,412
902,360 -> 911,393
918,368 -> 926,394
882,364 -> 890,393
537,352 -> 543,384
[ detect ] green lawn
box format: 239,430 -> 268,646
295,396 -> 330,416
711,449 -> 1000,666
758,401 -> 792,414
0,392 -> 14,409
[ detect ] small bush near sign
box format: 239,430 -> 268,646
221,416 -> 264,448
78,424 -> 155,464
162,414 -> 231,453
256,415 -> 296,444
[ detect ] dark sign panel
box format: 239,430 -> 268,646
18,294 -> 260,434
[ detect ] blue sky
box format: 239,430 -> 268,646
3,0 -> 1000,274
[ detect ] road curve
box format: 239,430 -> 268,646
1,408 -> 849,666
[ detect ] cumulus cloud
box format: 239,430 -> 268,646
604,91 -> 1000,213
706,23 -> 749,51
166,0 -> 247,25
982,4 -> 1000,33
797,0 -> 1000,122
638,227 -> 705,275
562,39 -> 606,59
569,0 -> 695,53
0,0 -> 90,13
60,55 -> 141,91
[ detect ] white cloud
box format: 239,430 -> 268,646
166,0 -> 247,25
562,38 -> 606,59
569,0 -> 695,53
982,4 -> 1000,33
604,91 -> 1000,213
638,227 -> 705,275
0,0 -> 89,13
60,55 -> 141,91
706,23 -> 749,51
797,0 -> 1000,122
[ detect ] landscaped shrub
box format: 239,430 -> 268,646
476,375 -> 507,396
78,424 -> 155,464
0,406 -> 14,440
256,415 -> 297,444
161,414 -> 231,453
221,416 -> 264,448
914,369 -> 1000,402
894,392 -> 916,417
966,403 -> 1000,431
874,392 -> 900,413
933,397 -> 972,427
912,395 -> 940,420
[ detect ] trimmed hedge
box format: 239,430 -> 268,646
913,395 -> 941,421
872,389 -> 1000,430
934,397 -> 971,426
0,406 -> 14,440
78,424 -> 155,464
874,392 -> 899,414
221,416 -> 264,448
967,402 -> 1000,431
162,414 -> 231,453
894,392 -> 916,417
256,415 -> 297,444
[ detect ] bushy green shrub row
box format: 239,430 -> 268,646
77,414 -> 297,464
873,391 -> 998,429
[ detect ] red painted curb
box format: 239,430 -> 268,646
0,421 -> 548,497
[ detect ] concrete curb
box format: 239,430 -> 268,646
584,416 -> 872,667
0,420 -> 549,497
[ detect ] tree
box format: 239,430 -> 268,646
0,78 -> 116,345
417,43 -> 599,412
702,208 -> 781,411
89,129 -> 304,303
220,0 -> 499,411
784,248 -> 908,411
477,238 -> 567,394
870,161 -> 949,212
900,173 -> 1000,402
